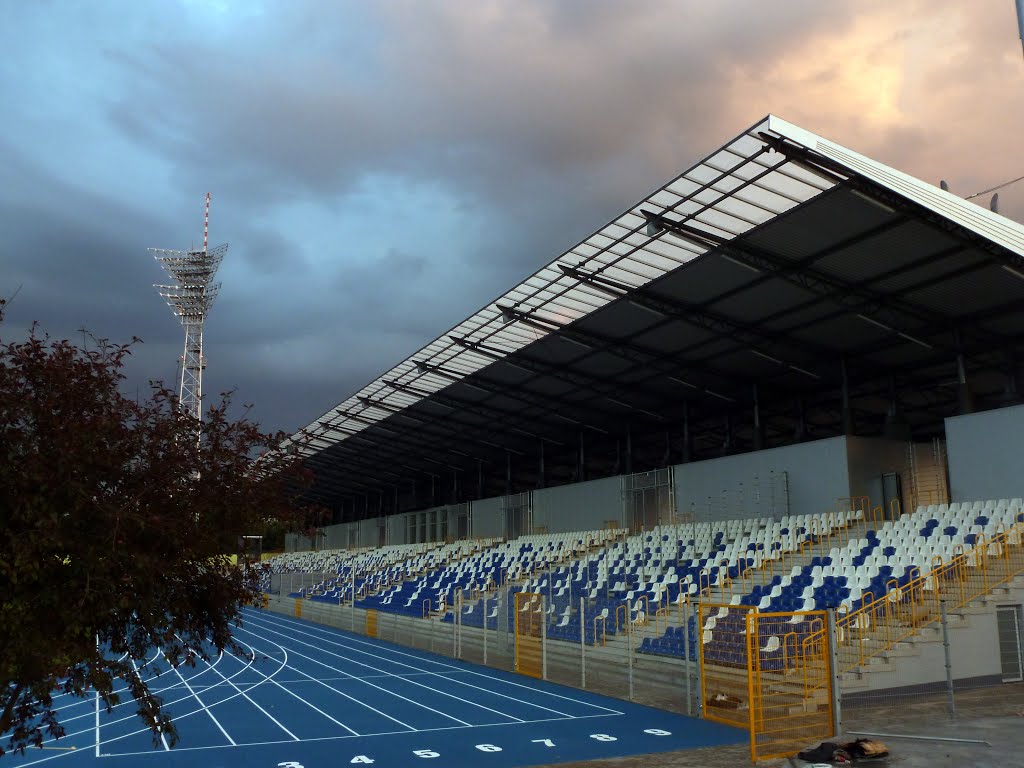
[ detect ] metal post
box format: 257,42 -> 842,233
627,612 -> 634,701
940,600 -> 956,716
696,605 -> 705,718
683,599 -> 691,715
827,608 -> 843,736
580,596 -> 587,689
483,599 -> 488,666
541,595 -> 548,680
351,569 -> 356,632
452,593 -> 460,659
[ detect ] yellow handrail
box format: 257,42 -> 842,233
805,518 -> 1024,680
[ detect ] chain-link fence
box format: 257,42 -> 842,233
263,521 -> 1024,761
265,585 -> 702,718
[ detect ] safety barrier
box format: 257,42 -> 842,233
700,603 -> 833,761
749,611 -> 832,761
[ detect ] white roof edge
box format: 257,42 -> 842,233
767,115 -> 1024,259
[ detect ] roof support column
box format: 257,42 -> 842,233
682,401 -> 693,463
883,376 -> 911,440
840,359 -> 853,436
578,431 -> 587,483
537,440 -> 546,490
1002,346 -> 1020,404
752,383 -> 765,451
721,412 -> 733,457
625,425 -> 633,476
477,459 -> 484,500
794,399 -> 808,443
955,330 -> 974,415
505,450 -> 512,497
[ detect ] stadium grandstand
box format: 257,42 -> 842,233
261,115 -> 1024,761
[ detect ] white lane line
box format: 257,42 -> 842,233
129,655 -> 170,751
247,607 -> 624,715
61,644 -> 228,729
224,638 -> 352,741
236,634 -> 411,737
178,636 -> 299,742
234,625 -> 415,732
29,649 -> 241,753
101,711 -> 623,757
241,615 -> 521,724
250,614 -> 571,718
243,612 -> 563,718
164,647 -> 237,746
13,647 -> 267,768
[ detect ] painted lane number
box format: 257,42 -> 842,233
277,728 -> 673,767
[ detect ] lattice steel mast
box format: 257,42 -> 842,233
149,193 -> 227,423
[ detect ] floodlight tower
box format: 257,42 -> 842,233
149,193 -> 227,424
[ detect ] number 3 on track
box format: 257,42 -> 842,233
278,763 -> 304,768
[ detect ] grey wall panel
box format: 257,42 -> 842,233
359,517 -> 384,548
674,436 -> 850,523
323,523 -> 348,549
284,532 -> 313,552
845,437 -> 908,517
387,513 -> 406,546
946,404 -> 1024,502
533,476 -> 623,534
470,496 -> 505,538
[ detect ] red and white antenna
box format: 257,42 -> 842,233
203,192 -> 210,254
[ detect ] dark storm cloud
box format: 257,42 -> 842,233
3,0 -> 1022,434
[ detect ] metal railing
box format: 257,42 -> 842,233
804,519 -> 1024,680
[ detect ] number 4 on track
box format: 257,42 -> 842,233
532,738 -> 556,747
351,758 -> 374,765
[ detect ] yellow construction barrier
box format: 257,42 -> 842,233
514,592 -> 543,678
749,610 -> 832,761
366,609 -> 378,638
294,598 -> 302,619
700,603 -> 833,761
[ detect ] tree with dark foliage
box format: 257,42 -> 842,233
0,301 -> 313,756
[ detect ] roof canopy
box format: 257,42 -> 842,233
282,115 -> 1024,512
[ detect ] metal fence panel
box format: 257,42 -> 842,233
749,610 -> 832,761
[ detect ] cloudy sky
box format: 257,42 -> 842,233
3,0 -> 1023,436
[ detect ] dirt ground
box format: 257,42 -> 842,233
544,683 -> 1024,768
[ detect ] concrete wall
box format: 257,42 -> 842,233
946,404 -> 1024,502
284,532 -> 314,552
470,496 -> 504,538
673,436 -> 850,523
533,476 -> 623,533
387,513 -> 406,546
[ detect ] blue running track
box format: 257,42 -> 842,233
4,607 -> 743,768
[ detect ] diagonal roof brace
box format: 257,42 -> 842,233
759,131 -> 1024,276
383,373 -> 565,446
496,303 -> 753,404
557,262 -> 825,381
641,209 -> 942,352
